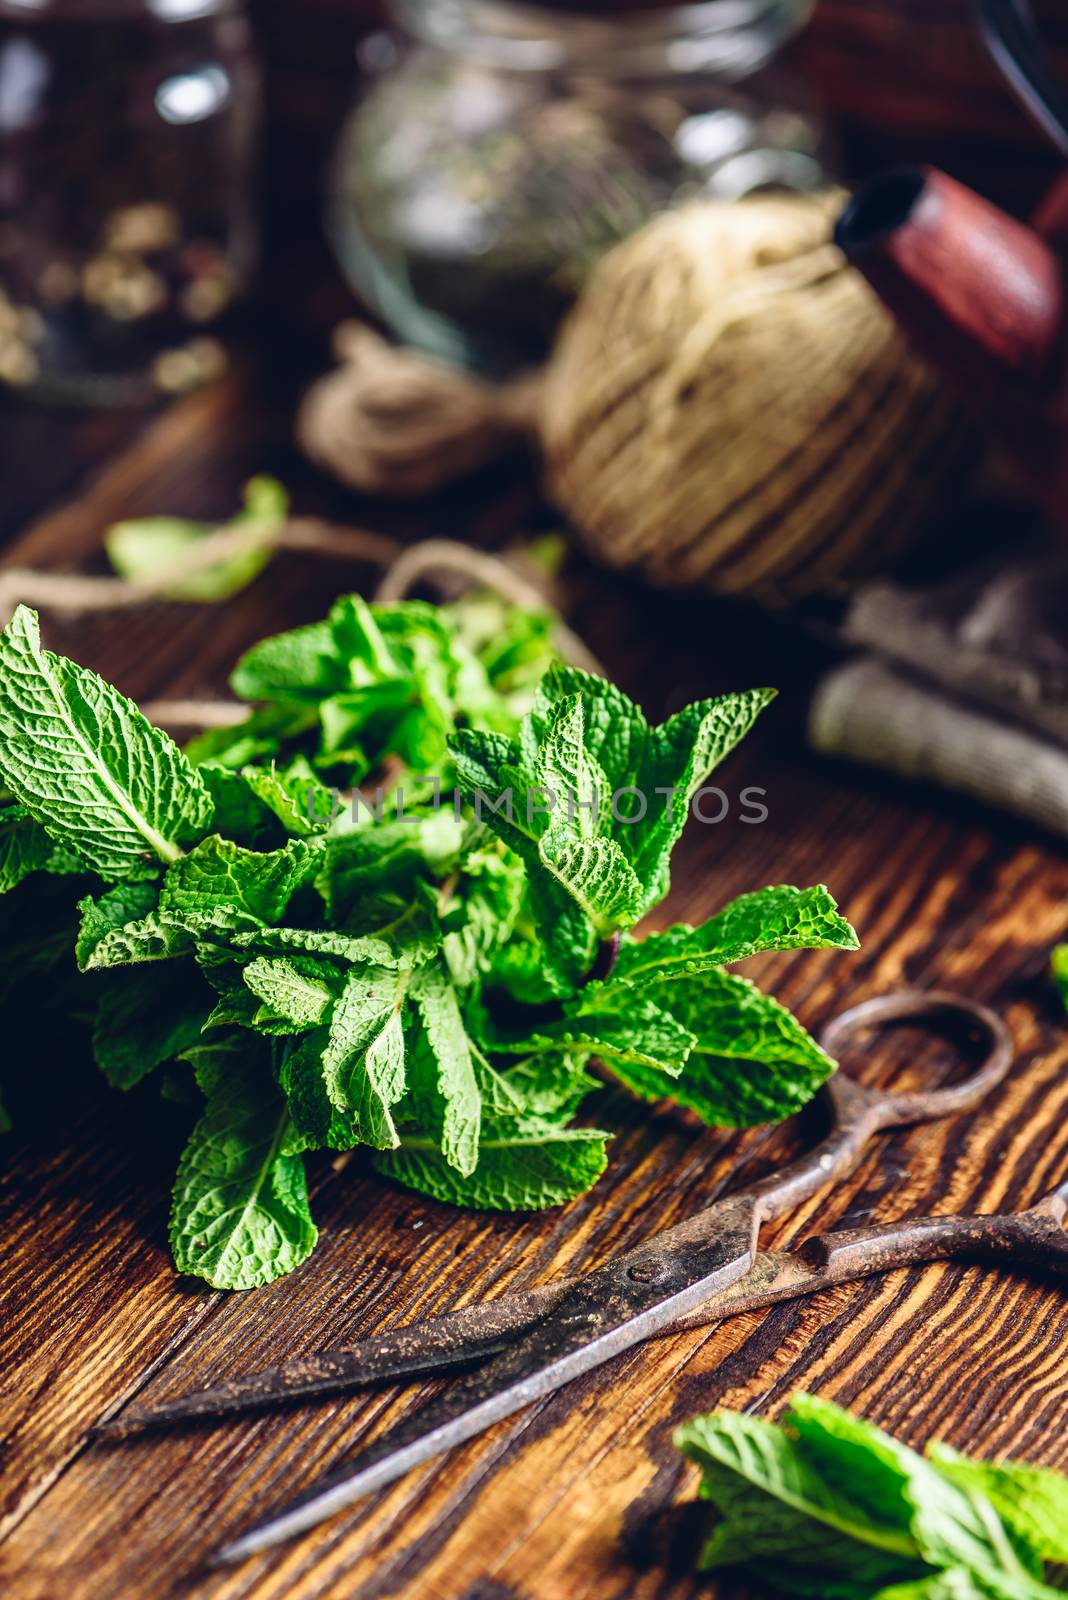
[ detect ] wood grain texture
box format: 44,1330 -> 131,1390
1,372 -> 1068,1600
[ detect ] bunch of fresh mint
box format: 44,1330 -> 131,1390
0,592 -> 857,1290
677,1394 -> 1068,1599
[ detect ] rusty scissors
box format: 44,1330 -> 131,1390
96,990 -> 1068,1564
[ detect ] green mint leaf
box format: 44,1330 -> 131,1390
519,667 -> 775,913
787,1395 -> 1042,1588
92,965 -> 214,1090
613,885 -> 859,987
675,1407 -> 925,1593
169,1046 -> 317,1290
160,836 -> 319,925
231,619 -> 345,705
450,728 -> 600,991
598,969 -> 836,1126
76,882 -> 171,968
376,1124 -> 608,1211
411,962 -> 481,1176
230,901 -> 437,970
493,993 -> 696,1079
0,606 -> 212,878
320,967 -> 409,1148
106,476 -> 286,602
630,688 -> 775,911
0,801 -> 83,893
242,954 -> 342,1032
1052,945 -> 1068,1011
927,1446 -> 1068,1567
278,1028 -> 361,1150
184,702 -> 317,771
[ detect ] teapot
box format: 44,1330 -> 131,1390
834,0 -> 1068,531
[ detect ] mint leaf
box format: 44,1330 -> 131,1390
676,1406 -> 924,1594
928,1447 -> 1068,1567
411,962 -> 481,1176
0,800 -> 83,893
92,965 -> 213,1089
787,1395 -> 1039,1586
231,618 -> 345,705
169,1045 -> 317,1290
0,606 -> 211,878
518,667 -> 775,913
160,836 -> 319,925
321,966 -> 409,1148
492,992 -> 696,1080
242,954 -> 342,1032
600,969 -> 836,1126
630,687 -> 775,911
613,884 -> 860,987
75,883 -> 191,970
675,1396 -> 1068,1600
376,1123 -> 608,1210
106,476 -> 286,601
1052,945 -> 1068,1010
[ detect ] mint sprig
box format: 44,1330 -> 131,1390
0,592 -> 859,1290
676,1394 -> 1068,1599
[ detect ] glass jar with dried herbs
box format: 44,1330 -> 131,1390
0,0 -> 261,406
329,0 -> 826,374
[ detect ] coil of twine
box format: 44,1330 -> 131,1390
299,190 -> 976,603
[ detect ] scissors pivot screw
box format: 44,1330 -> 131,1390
627,1261 -> 666,1283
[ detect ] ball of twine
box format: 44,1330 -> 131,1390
299,190 -> 976,602
540,191 -> 976,601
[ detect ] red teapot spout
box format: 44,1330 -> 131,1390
835,166 -> 1068,521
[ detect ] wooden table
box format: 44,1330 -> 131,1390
2,363 -> 1068,1600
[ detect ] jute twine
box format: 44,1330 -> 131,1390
298,191 -> 976,603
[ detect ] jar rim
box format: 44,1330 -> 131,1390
390,0 -> 814,79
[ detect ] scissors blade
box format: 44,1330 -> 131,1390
211,1216 -> 754,1565
94,1284 -> 567,1438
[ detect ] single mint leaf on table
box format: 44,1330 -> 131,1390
675,1394 -> 1065,1600
786,1394 -> 1043,1587
106,476 -> 287,602
169,1045 -> 317,1291
0,606 -> 212,880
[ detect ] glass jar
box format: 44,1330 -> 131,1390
330,0 -> 827,374
0,0 -> 261,406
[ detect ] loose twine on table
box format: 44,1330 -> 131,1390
0,515 -> 604,732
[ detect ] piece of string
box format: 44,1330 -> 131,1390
1,516 -> 603,730
297,323 -> 544,497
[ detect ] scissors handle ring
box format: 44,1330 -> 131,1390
819,990 -> 1014,1129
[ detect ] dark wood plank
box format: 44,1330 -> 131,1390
2,370 -> 1068,1600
